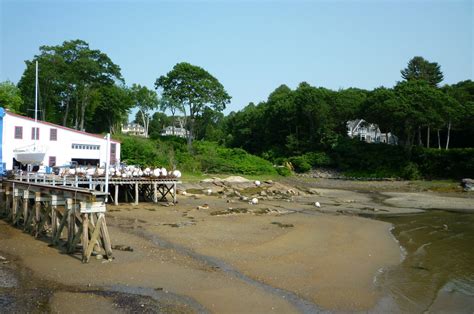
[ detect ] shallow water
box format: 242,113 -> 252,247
375,211 -> 474,313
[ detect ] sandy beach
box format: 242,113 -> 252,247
1,177 -> 473,312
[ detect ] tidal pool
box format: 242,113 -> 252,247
374,211 -> 474,313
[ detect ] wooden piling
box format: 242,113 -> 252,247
135,183 -> 139,205
34,192 -> 41,237
114,185 -> 119,206
12,188 -> 19,224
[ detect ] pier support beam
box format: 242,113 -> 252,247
135,183 -> 139,205
114,185 -> 119,206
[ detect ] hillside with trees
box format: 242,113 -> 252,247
1,40 -> 473,179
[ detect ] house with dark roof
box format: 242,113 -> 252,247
347,119 -> 397,145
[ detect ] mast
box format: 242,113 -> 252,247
33,60 -> 39,151
35,60 -> 38,123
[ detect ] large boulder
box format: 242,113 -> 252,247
461,178 -> 474,192
221,176 -> 251,183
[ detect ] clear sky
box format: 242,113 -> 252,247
1,0 -> 473,117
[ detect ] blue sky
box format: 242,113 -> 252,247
1,0 -> 472,117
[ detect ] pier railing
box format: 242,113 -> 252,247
14,172 -> 181,205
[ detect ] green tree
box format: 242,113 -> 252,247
332,88 -> 367,136
395,80 -> 457,148
441,82 -> 473,149
360,87 -> 401,145
194,107 -> 225,142
148,112 -> 172,138
264,85 -> 297,155
401,56 -> 444,87
158,95 -> 184,136
224,102 -> 265,154
18,39 -> 123,130
155,62 -> 231,149
0,81 -> 23,113
293,83 -> 333,151
91,85 -> 133,134
130,84 -> 159,137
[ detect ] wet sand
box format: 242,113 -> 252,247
1,177 -> 472,312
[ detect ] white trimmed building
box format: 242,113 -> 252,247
347,119 -> 398,145
121,123 -> 146,137
0,108 -> 120,171
160,126 -> 189,139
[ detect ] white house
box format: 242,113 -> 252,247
347,119 -> 398,145
121,123 -> 146,137
0,108 -> 120,171
160,126 -> 189,139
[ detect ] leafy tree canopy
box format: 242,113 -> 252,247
155,62 -> 231,116
18,39 -> 123,130
0,81 -> 23,113
155,62 -> 231,146
130,84 -> 159,137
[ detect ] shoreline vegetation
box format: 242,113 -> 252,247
118,133 -> 473,182
2,41 -> 472,183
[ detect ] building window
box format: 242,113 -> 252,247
31,127 -> 40,140
50,128 -> 57,141
71,143 -> 100,150
49,156 -> 56,167
14,126 -> 23,139
110,143 -> 117,164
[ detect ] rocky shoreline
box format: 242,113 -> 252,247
0,176 -> 473,312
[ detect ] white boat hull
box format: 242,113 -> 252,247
14,152 -> 46,165
14,144 -> 47,165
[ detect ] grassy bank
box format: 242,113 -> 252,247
116,134 -> 278,176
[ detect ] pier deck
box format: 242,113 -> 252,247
14,172 -> 181,205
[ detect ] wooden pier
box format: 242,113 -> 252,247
0,173 -> 180,262
14,173 -> 181,205
0,179 -> 111,263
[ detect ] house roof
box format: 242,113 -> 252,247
4,110 -> 121,143
123,123 -> 145,129
162,126 -> 187,131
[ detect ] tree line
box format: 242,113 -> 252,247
222,59 -> 473,159
1,39 -> 473,159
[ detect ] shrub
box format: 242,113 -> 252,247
289,156 -> 312,173
276,166 -> 292,176
118,136 -> 162,166
304,152 -> 332,167
401,162 -> 421,180
412,147 -> 474,179
194,141 -> 277,175
330,138 -> 409,178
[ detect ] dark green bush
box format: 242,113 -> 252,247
118,136 -> 163,167
411,147 -> 474,179
304,152 -> 332,167
117,134 -> 473,179
330,139 -> 474,179
118,135 -> 277,175
195,142 -> 276,175
330,138 -> 409,178
288,156 -> 312,173
401,162 -> 421,180
276,166 -> 292,176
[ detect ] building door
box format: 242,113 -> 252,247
49,156 -> 56,167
